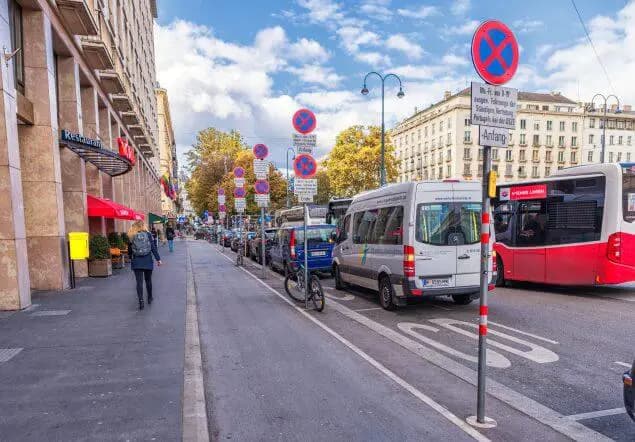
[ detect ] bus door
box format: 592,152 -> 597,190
513,200 -> 546,283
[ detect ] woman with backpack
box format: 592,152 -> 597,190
128,221 -> 162,310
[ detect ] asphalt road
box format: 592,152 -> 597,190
193,240 -> 634,441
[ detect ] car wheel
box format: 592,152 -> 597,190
378,276 -> 395,310
495,257 -> 505,287
334,264 -> 347,290
452,294 -> 474,305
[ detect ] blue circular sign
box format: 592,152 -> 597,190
292,109 -> 316,134
293,154 -> 317,178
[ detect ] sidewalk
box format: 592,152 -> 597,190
0,240 -> 188,441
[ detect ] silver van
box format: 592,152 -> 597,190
332,181 -> 495,309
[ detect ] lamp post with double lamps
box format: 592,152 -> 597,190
286,147 -> 296,208
361,72 -> 405,187
590,94 -> 621,163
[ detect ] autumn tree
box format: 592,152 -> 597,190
314,169 -> 332,205
323,125 -> 398,197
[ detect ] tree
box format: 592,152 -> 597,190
314,169 -> 332,205
324,125 -> 398,197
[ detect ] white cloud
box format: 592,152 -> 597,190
443,19 -> 479,36
296,0 -> 344,23
355,51 -> 391,66
396,5 -> 438,19
386,34 -> 424,60
512,19 -> 543,33
288,38 -> 330,63
450,0 -> 470,16
287,65 -> 343,88
336,26 -> 381,52
441,53 -> 468,66
360,0 -> 393,21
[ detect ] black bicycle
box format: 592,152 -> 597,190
284,263 -> 325,312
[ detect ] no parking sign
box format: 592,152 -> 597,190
471,20 -> 519,86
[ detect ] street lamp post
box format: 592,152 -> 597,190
590,94 -> 621,163
361,72 -> 405,187
286,147 -> 295,208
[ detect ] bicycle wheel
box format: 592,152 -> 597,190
309,275 -> 325,312
284,272 -> 306,302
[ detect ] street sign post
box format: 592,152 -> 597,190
253,160 -> 269,179
470,19 -> 519,429
253,143 -> 269,159
292,133 -> 317,154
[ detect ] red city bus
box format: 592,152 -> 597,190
492,163 -> 635,286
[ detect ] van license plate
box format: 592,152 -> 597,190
423,278 -> 450,288
311,251 -> 326,257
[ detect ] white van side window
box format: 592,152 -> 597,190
353,206 -> 404,245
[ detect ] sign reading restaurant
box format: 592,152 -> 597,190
60,129 -> 104,149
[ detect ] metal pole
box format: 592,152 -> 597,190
286,153 -> 290,208
380,78 -> 386,187
261,206 -> 266,279
304,203 -> 309,309
477,145 -> 492,423
601,104 -> 607,163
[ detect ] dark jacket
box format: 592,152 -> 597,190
166,227 -> 175,240
128,231 -> 161,270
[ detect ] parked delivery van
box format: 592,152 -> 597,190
332,181 -> 495,309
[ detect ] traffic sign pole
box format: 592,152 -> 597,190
304,203 -> 309,309
261,206 -> 266,279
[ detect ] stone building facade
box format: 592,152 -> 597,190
156,87 -> 178,217
393,89 -> 635,183
0,0 -> 162,310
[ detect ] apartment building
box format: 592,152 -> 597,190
1,0 -> 162,310
156,87 -> 179,217
582,106 -> 635,165
393,88 -> 586,183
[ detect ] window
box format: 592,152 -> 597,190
546,151 -> 552,162
447,132 -> 451,145
545,166 -> 551,176
464,130 -> 471,142
619,136 -> 623,145
463,148 -> 471,159
533,134 -> 540,146
610,135 -> 614,145
506,150 -> 513,161
519,149 -> 526,161
424,126 -> 428,137
532,166 -> 539,178
464,118 -> 471,126
463,163 -> 471,175
520,119 -> 526,129
432,123 -> 435,135
352,210 -> 375,244
571,152 -> 577,162
439,121 -> 444,131
418,129 -> 421,140
588,151 -> 593,162
439,135 -> 443,146
628,153 -> 632,162
547,121 -> 553,131
339,215 -> 351,242
629,136 -> 633,146
546,135 -> 553,146
589,118 -> 595,128
623,166 -> 635,222
618,152 -> 622,162
416,203 -> 481,245
542,105 -> 549,111
492,148 -> 498,160
558,151 -> 565,162
438,166 -> 443,178
609,152 -> 614,162
572,122 -> 578,132
532,150 -> 539,161
520,133 -> 526,145
571,136 -> 577,147
8,0 -> 25,94
534,122 -> 540,130
589,134 -> 594,144
559,121 -> 565,131
446,165 -> 451,177
446,149 -> 452,161
505,164 -> 513,176
477,164 -> 483,176
558,136 -> 565,147
448,118 -> 452,129
618,120 -> 625,129
492,164 -> 499,173
352,207 -> 403,245
478,148 -> 483,160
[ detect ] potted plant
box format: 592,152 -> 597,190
108,232 -> 124,269
88,234 -> 112,277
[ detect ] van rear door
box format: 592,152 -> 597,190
453,185 -> 482,288
414,184 -> 457,289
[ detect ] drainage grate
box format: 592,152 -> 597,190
0,348 -> 23,363
30,310 -> 71,317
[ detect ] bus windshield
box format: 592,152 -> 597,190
622,165 -> 635,223
416,203 -> 481,245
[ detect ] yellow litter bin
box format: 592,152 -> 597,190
68,232 -> 89,260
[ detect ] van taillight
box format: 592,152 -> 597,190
403,245 -> 415,277
290,230 -> 296,259
607,232 -> 622,263
492,250 -> 497,273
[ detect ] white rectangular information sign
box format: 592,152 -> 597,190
471,82 -> 517,130
253,159 -> 269,179
234,198 -> 246,211
293,178 -> 317,194
293,134 -> 316,154
218,212 -> 226,219
255,194 -> 270,207
234,178 -> 245,187
479,125 -> 510,148
297,194 -> 313,203
217,195 -> 225,204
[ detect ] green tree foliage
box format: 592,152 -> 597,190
314,169 -> 332,205
323,125 -> 398,197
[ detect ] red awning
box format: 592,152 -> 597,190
87,195 -> 135,220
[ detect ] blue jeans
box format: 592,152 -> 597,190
168,239 -> 174,252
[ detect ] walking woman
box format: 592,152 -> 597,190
128,221 -> 162,310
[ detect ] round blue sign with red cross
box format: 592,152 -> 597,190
471,20 -> 519,86
219,204 -> 226,212
292,108 -> 316,134
234,187 -> 245,198
254,179 -> 270,195
218,188 -> 225,195
233,167 -> 245,178
253,143 -> 269,159
293,154 -> 317,179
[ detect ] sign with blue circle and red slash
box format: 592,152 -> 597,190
292,108 -> 316,134
293,153 -> 317,179
471,20 -> 519,86
218,188 -> 225,195
233,167 -> 245,178
234,187 -> 246,198
253,143 -> 269,160
254,179 -> 270,195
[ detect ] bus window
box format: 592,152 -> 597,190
516,201 -> 546,247
623,165 -> 635,223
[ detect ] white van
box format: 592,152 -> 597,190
332,181 -> 495,309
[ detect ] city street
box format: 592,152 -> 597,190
199,240 -> 634,441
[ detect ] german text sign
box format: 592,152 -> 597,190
292,134 -> 317,154
471,82 -> 517,130
479,125 -> 509,148
293,178 -> 317,194
253,159 -> 269,179
499,184 -> 547,201
217,195 -> 226,204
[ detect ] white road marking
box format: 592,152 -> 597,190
614,361 -> 632,368
216,250 -> 489,441
323,298 -> 609,441
563,408 -> 626,421
428,318 -> 559,364
324,287 -> 356,301
487,321 -> 559,345
354,307 -> 383,312
397,322 -> 511,369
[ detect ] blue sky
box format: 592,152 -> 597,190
153,0 -> 635,171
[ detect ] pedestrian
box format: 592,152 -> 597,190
166,223 -> 176,252
151,227 -> 159,249
128,221 -> 162,310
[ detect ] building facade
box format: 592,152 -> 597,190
156,87 -> 179,217
0,0 -> 162,310
393,89 -> 635,184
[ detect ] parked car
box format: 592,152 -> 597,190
231,231 -> 255,255
222,230 -> 234,247
625,360 -> 634,421
268,225 -> 336,276
249,228 -> 278,264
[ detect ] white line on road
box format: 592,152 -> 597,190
487,321 -> 559,345
563,408 -> 626,421
614,361 -> 632,368
354,307 -> 383,312
217,251 -> 489,442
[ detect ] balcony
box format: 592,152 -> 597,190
97,70 -> 125,94
532,158 -> 540,163
134,134 -> 149,145
519,142 -> 527,147
56,0 -> 98,36
120,111 -> 138,126
79,36 -> 114,70
110,94 -> 132,112
519,172 -> 527,178
463,139 -> 472,144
